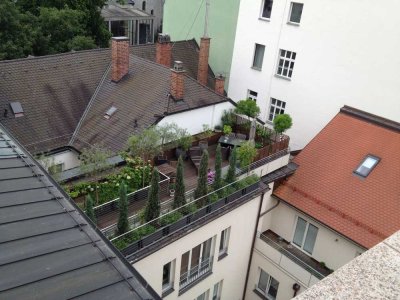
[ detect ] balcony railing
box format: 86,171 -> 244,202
179,256 -> 213,291
259,230 -> 332,286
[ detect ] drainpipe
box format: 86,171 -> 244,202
242,185 -> 280,299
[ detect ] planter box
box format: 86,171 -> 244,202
211,198 -> 225,211
122,241 -> 139,256
227,190 -> 243,203
142,230 -> 163,248
170,217 -> 187,232
245,182 -> 260,194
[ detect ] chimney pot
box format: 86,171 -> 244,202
111,37 -> 129,82
173,61 -> 184,72
156,34 -> 172,67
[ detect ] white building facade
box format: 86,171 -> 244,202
228,0 -> 400,150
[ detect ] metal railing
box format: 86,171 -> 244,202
179,256 -> 213,290
259,232 -> 327,282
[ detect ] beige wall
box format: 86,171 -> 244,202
133,194 -> 263,299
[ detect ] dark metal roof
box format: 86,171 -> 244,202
0,125 -> 160,300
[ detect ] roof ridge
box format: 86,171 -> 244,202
340,105 -> 400,132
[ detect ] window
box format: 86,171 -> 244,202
247,90 -> 258,102
268,98 -> 286,122
219,227 -> 230,258
142,1 -> 146,11
104,106 -> 117,119
276,49 -> 296,79
150,9 -> 154,15
252,44 -> 265,70
212,280 -> 223,300
257,269 -> 279,299
162,260 -> 175,293
354,155 -> 380,178
10,102 -> 24,118
260,0 -> 273,19
195,290 -> 209,300
293,217 -> 318,254
288,3 -> 303,24
48,163 -> 64,175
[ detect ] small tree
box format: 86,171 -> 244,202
238,141 -> 257,173
235,99 -> 260,118
213,144 -> 223,191
117,183 -> 129,235
85,194 -> 96,224
144,168 -> 160,222
176,128 -> 193,151
223,125 -> 232,136
128,126 -> 162,162
80,144 -> 112,204
273,114 -> 293,138
225,147 -> 237,184
156,123 -> 180,154
194,150 -> 209,207
173,156 -> 186,209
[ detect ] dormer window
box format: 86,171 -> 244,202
104,106 -> 117,119
354,155 -> 380,178
10,102 -> 24,118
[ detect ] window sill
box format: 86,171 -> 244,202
258,17 -> 271,22
287,21 -> 300,26
251,66 -> 263,72
253,288 -> 270,300
274,74 -> 292,81
218,252 -> 228,261
161,287 -> 174,298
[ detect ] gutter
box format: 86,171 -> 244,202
242,183 -> 280,299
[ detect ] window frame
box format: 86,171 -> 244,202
268,98 -> 286,123
292,216 -> 319,255
247,90 -> 258,102
162,260 -> 175,293
212,280 -> 223,300
180,237 -> 215,279
288,2 -> 304,25
353,155 -> 380,178
252,43 -> 266,70
48,163 -> 64,174
256,268 -> 279,299
218,227 -> 231,258
260,0 -> 273,20
276,49 -> 296,79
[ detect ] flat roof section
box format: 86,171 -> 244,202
0,125 -> 159,300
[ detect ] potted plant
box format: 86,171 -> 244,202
156,123 -> 179,165
169,183 -> 175,197
175,129 -> 192,160
273,114 -> 293,141
214,124 -> 222,132
222,125 -> 232,142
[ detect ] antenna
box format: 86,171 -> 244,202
204,0 -> 210,37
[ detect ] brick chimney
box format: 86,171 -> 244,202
156,34 -> 172,67
197,37 -> 210,85
214,74 -> 225,95
111,37 -> 129,82
170,61 -> 185,100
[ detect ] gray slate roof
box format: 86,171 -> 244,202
0,124 -> 159,300
0,40 -> 220,154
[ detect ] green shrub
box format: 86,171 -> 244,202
209,192 -> 219,203
160,211 -> 183,226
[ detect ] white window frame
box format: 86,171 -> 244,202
260,0 -> 273,20
247,90 -> 258,102
195,289 -> 210,300
180,237 -> 215,277
256,268 -> 279,299
212,280 -> 223,300
292,216 -> 319,255
162,260 -> 175,293
288,2 -> 304,25
268,98 -> 286,122
218,227 -> 230,257
252,44 -> 266,70
276,49 -> 296,79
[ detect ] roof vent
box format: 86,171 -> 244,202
104,106 -> 117,119
173,61 -> 184,72
10,102 -> 24,118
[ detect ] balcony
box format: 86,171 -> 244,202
179,256 -> 213,293
257,230 -> 333,286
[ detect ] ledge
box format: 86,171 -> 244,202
161,287 -> 174,298
274,74 -> 292,81
218,252 -> 228,261
253,288 -> 269,300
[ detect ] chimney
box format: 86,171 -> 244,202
156,34 -> 172,67
170,61 -> 185,100
214,74 -> 225,95
197,37 -> 210,85
111,37 -> 129,82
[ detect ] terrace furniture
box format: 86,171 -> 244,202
198,140 -> 208,151
221,146 -> 229,161
157,162 -> 176,179
218,135 -> 246,148
236,133 -> 247,140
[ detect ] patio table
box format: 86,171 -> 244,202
218,135 -> 246,148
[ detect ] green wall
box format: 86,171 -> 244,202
163,0 -> 241,88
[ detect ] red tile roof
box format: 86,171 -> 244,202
274,107 -> 400,249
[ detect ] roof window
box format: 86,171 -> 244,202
354,155 -> 380,178
10,102 -> 24,118
104,106 -> 117,119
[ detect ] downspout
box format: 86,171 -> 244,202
242,185 -> 280,299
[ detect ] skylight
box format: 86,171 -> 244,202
104,106 -> 117,119
10,102 -> 24,118
354,155 -> 380,178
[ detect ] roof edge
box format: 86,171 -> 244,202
340,105 -> 400,132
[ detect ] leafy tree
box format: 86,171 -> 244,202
213,144 -> 223,191
128,126 -> 162,162
273,114 -> 293,135
238,141 -> 258,173
235,99 -> 260,118
176,128 -> 193,151
156,123 -> 180,153
144,168 -> 160,222
225,147 -> 237,184
117,182 -> 129,234
85,194 -> 96,224
172,156 -> 186,209
80,144 -> 112,204
221,109 -> 235,127
194,150 -> 209,207
68,36 -> 96,51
